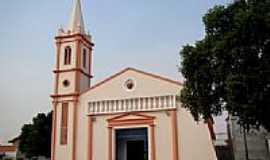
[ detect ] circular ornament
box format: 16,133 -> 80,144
63,80 -> 70,87
124,78 -> 136,91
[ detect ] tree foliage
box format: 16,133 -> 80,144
19,112 -> 52,158
180,0 -> 270,131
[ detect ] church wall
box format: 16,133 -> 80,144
77,111 -> 173,160
75,69 -> 217,160
65,99 -> 218,160
152,111 -> 173,160
92,115 -> 110,160
76,93 -> 176,160
80,46 -> 91,75
177,107 -> 217,160
79,42 -> 92,93
80,75 -> 90,92
75,100 -> 88,160
76,69 -> 180,159
58,72 -> 76,94
55,102 -> 75,160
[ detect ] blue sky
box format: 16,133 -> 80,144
0,0 -> 231,143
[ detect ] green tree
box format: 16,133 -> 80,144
19,112 -> 52,158
180,0 -> 270,131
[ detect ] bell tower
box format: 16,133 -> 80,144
53,0 -> 94,96
51,0 -> 94,160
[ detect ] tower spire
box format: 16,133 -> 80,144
68,0 -> 85,34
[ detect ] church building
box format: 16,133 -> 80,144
50,0 -> 218,160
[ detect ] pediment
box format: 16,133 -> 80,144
81,67 -> 182,101
107,112 -> 155,123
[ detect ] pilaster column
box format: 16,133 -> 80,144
75,39 -> 81,92
51,101 -> 58,160
72,100 -> 78,160
150,124 -> 156,160
170,109 -> 179,160
54,42 -> 61,95
108,127 -> 113,160
88,116 -> 93,160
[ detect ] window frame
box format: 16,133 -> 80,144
64,46 -> 72,65
83,48 -> 87,68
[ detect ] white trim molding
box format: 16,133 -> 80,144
87,95 -> 180,115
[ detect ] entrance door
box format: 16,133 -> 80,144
116,128 -> 148,160
126,140 -> 145,160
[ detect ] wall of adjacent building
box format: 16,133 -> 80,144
228,116 -> 270,160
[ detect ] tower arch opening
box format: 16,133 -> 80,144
64,46 -> 72,65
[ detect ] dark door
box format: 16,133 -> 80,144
126,140 -> 145,160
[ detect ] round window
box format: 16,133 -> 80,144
124,79 -> 135,91
63,80 -> 70,87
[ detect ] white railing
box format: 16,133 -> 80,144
87,95 -> 180,115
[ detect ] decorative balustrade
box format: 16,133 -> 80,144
87,95 -> 180,115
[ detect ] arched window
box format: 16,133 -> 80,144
64,46 -> 72,65
83,49 -> 87,68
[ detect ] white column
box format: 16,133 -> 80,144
112,100 -> 116,112
138,98 -> 141,110
101,101 -> 105,113
164,96 -> 168,108
131,99 -> 134,111
145,97 -> 149,110
105,101 -> 109,112
89,103 -> 92,113
140,98 -> 144,110
173,96 -> 176,108
153,97 -> 156,109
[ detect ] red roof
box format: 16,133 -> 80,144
0,145 -> 16,152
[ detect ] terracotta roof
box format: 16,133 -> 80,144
81,67 -> 182,95
0,145 -> 16,152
